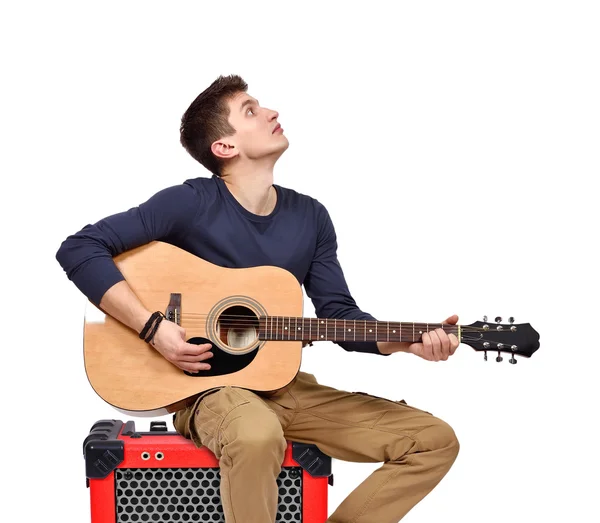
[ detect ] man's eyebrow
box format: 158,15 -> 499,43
240,98 -> 259,112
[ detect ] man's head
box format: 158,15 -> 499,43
180,74 -> 288,177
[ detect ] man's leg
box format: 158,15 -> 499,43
176,385 -> 294,523
262,371 -> 460,523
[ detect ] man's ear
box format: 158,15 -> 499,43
211,139 -> 238,160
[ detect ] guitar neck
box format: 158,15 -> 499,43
258,316 -> 460,343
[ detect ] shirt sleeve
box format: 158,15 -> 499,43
56,182 -> 202,307
303,202 -> 389,356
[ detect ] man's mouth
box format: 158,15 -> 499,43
272,123 -> 283,134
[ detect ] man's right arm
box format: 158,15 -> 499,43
98,280 -> 153,335
56,183 -> 200,307
56,182 -> 214,372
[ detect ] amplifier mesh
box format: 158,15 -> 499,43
114,467 -> 303,522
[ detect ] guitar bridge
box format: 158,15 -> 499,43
166,293 -> 182,326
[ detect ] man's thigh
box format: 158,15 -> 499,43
181,385 -> 294,457
263,372 -> 457,463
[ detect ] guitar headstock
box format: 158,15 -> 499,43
461,316 -> 540,364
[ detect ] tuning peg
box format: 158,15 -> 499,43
495,316 -> 502,323
496,351 -> 503,362
509,344 -> 517,364
509,316 -> 515,324
483,315 -> 488,322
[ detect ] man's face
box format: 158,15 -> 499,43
217,92 -> 289,163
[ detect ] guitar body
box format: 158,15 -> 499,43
84,241 -> 303,413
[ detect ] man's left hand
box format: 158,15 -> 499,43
406,314 -> 460,362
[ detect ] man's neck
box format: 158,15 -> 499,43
220,168 -> 277,216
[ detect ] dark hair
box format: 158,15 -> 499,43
179,74 -> 248,176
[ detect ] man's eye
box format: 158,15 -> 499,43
247,107 -> 255,115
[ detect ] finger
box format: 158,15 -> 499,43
422,333 -> 433,360
437,329 -> 450,360
179,352 -> 213,363
182,342 -> 213,355
443,314 -> 459,325
449,333 -> 459,354
180,361 -> 211,372
407,341 -> 423,358
430,330 -> 442,361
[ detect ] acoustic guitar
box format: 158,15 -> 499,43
83,241 -> 540,414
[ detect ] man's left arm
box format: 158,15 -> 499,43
303,202 -> 411,356
304,202 -> 460,360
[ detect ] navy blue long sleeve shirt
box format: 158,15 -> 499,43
56,174 -> 387,356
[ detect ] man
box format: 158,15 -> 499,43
56,74 -> 460,523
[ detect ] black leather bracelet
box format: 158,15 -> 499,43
145,314 -> 165,344
139,311 -> 164,340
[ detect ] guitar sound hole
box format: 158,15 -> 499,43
184,304 -> 261,378
217,305 -> 259,350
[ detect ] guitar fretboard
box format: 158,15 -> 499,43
258,317 -> 459,343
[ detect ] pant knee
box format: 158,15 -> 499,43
223,413 -> 287,459
416,418 -> 460,460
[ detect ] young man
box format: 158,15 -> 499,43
57,74 -> 460,523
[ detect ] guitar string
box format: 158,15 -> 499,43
177,312 -> 508,332
173,317 -> 493,334
178,316 -> 464,326
188,333 -> 526,350
172,319 -> 478,333
176,313 -> 492,329
181,311 -> 476,321
157,319 -> 513,340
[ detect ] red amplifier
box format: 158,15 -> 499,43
83,419 -> 333,523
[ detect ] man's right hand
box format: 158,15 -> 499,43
148,320 -> 213,372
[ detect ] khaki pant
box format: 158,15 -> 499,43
174,371 -> 459,523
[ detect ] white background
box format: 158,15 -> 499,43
2,1 -> 599,521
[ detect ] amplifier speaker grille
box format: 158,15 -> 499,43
114,466 -> 303,522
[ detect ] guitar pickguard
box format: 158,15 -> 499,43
184,336 -> 258,377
